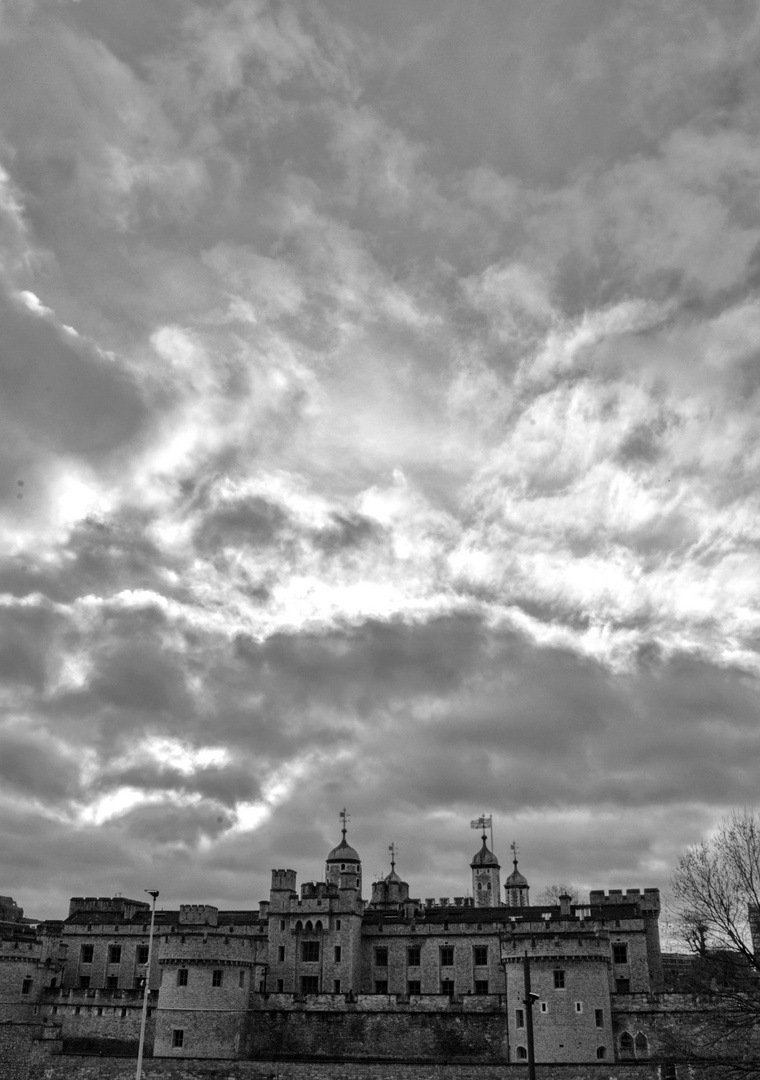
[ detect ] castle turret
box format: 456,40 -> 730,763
325,809 -> 362,896
370,844 -> 410,909
470,831 -> 501,907
505,842 -> 530,907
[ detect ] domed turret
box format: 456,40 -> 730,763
325,808 -> 362,894
370,843 -> 409,909
505,841 -> 530,907
470,823 -> 501,907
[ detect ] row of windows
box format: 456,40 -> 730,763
281,943 -> 490,966
174,968 -> 245,988
80,944 -> 149,965
515,1006 -> 604,1027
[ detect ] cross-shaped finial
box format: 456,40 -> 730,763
511,840 -> 519,866
388,842 -> 397,871
340,807 -> 350,839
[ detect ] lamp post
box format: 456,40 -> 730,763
135,889 -> 159,1080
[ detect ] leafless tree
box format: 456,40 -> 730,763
667,809 -> 760,1078
535,883 -> 584,905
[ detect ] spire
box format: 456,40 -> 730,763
340,807 -> 350,842
389,842 -> 397,874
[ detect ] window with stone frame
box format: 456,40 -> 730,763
374,946 -> 388,967
615,977 -> 631,993
440,946 -> 454,966
106,976 -> 119,989
516,1046 -> 528,1060
375,980 -> 388,993
21,979 -> 32,996
278,945 -> 285,962
595,1008 -> 604,1028
612,942 -> 628,964
276,979 -> 284,992
334,945 -> 341,962
80,944 -> 94,964
474,980 -> 489,994
596,1046 -> 607,1059
137,945 -> 149,964
78,975 -> 90,989
408,980 -> 421,995
211,969 -> 223,987
553,968 -> 565,988
407,946 -> 421,966
172,1029 -> 184,1048
302,941 -> 320,963
177,968 -> 188,987
108,944 -> 121,964
515,1008 -> 525,1028
301,975 -> 319,993
441,978 -> 455,997
473,945 -> 489,966
334,979 -> 341,993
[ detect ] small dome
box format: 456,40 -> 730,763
384,867 -> 403,884
326,837 -> 361,864
470,837 -> 500,868
506,866 -> 528,887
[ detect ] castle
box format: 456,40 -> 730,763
0,815 -> 678,1067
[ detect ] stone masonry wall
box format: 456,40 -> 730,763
27,1057 -> 666,1080
0,1021 -> 62,1080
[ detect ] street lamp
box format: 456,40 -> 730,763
135,889 -> 159,1080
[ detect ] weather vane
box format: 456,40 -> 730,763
340,807 -> 350,839
388,842 -> 397,872
470,813 -> 494,849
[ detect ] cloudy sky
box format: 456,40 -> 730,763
2,0 -> 760,922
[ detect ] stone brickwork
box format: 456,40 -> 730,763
0,1020 -> 62,1080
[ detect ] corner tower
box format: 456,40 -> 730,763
325,808 -> 362,896
470,829 -> 501,907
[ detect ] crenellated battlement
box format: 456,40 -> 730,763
178,904 -> 218,926
590,888 -> 660,915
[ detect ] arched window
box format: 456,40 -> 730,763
315,921 -> 323,932
596,1046 -> 607,1059
295,921 -> 303,932
635,1033 -> 649,1057
619,1032 -> 634,1058
516,1047 -> 528,1060
305,921 -> 313,932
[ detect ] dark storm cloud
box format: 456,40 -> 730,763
94,761 -> 260,809
113,801 -> 236,847
0,730 -> 80,804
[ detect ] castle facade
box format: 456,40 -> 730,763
0,820 -> 675,1067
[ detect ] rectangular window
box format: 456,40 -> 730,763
278,946 -> 285,962
613,943 -> 628,964
239,971 -> 245,988
375,980 -> 388,993
74,1006 -> 81,1016
615,977 -> 631,993
540,1001 -> 548,1013
177,969 -> 188,987
276,979 -> 284,993
334,945 -> 342,962
440,946 -> 454,967
473,945 -> 489,966
21,979 -> 32,996
575,1001 -> 583,1013
302,941 -> 320,963
80,945 -> 94,964
212,969 -> 223,987
280,920 -> 286,931
106,976 -> 119,989
553,969 -> 565,989
137,945 -> 149,965
516,1008 -> 525,1028
172,1029 -> 184,1049
408,980 -> 421,995
121,1008 -> 127,1018
407,946 -> 421,966
595,1008 -> 604,1028
336,920 -> 341,930
301,975 -> 319,994
374,946 -> 388,967
78,975 -> 90,989
97,1007 -> 103,1016
108,945 -> 121,965
441,978 -> 455,998
474,980 -> 489,995
334,979 -> 341,994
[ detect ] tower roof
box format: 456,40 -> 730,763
470,835 -> 500,868
506,841 -> 528,887
326,808 -> 360,863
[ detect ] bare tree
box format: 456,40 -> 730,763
535,883 -> 584,905
668,809 -> 760,1077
